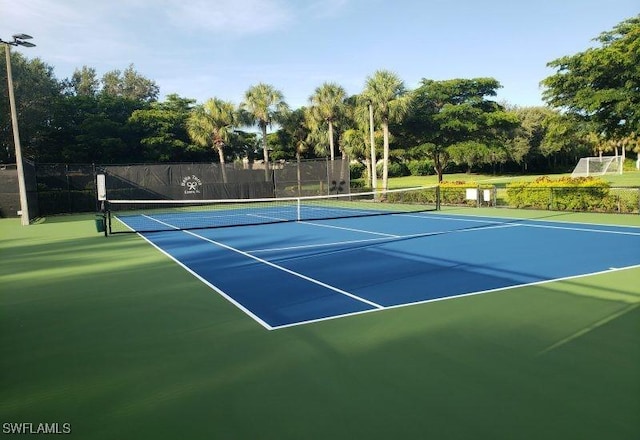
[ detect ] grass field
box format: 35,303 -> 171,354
1,208 -> 639,439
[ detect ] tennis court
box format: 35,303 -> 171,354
2,204 -> 640,440
114,206 -> 640,330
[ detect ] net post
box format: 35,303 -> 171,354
297,197 -> 301,221
104,201 -> 111,237
436,185 -> 441,210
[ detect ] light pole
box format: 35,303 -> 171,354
1,34 -> 35,225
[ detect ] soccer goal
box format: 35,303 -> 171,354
571,156 -> 623,177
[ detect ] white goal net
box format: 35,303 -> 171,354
571,156 -> 622,178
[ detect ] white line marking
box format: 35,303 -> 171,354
398,213 -> 640,236
246,213 -> 290,221
397,213 -> 506,224
521,223 -> 640,236
247,223 -> 519,254
181,229 -> 384,310
248,236 -> 399,253
300,221 -> 399,237
141,214 -> 383,311
135,231 -> 274,331
131,214 -> 640,331
269,263 -> 640,330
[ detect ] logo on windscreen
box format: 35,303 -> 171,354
181,175 -> 202,195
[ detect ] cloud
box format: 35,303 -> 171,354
163,0 -> 294,35
304,0 -> 350,19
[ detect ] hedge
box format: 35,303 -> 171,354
439,181 -> 495,206
506,176 -> 613,211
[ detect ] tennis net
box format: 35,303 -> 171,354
104,186 -> 440,234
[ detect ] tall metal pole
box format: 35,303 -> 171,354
369,103 -> 377,192
4,44 -> 29,225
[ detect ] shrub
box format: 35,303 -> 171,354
350,162 -> 366,180
407,160 -> 434,176
439,181 -> 495,206
506,176 -> 611,211
376,162 -> 409,178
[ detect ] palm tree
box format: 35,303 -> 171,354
341,128 -> 371,185
281,108 -> 310,195
308,82 -> 347,161
341,97 -> 378,188
241,83 -> 289,180
362,70 -> 410,191
186,98 -> 238,183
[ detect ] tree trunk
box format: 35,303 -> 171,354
369,104 -> 377,191
217,146 -> 227,183
261,124 -> 269,181
364,158 -> 371,188
296,152 -> 301,196
434,154 -> 443,182
328,121 -> 335,161
382,121 -> 390,191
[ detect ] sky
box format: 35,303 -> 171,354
1,0 -> 638,109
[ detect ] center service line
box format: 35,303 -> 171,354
181,229 -> 385,310
141,214 -> 384,310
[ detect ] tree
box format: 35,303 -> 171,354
128,94 -> 196,162
405,78 -> 517,181
542,15 -> 640,139
279,108 -> 311,195
308,82 -> 347,161
0,51 -> 61,162
504,106 -> 557,172
240,83 -> 289,180
186,98 -> 239,182
67,66 -> 100,96
540,112 -> 590,170
448,141 -> 489,173
362,70 -> 410,190
101,64 -> 159,102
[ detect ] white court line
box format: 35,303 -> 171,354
248,236 -> 400,254
272,263 -> 640,330
141,214 -> 383,311
134,214 -> 640,331
300,221 -> 400,237
397,213 -> 640,236
247,222 -> 519,254
246,213 -> 291,221
182,229 -> 384,310
138,216 -> 273,330
519,223 -> 640,236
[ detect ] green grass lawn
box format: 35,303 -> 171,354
1,211 -> 639,439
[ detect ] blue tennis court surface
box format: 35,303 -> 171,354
127,212 -> 640,330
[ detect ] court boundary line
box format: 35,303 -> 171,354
399,213 -> 640,236
181,229 -> 384,310
300,221 -> 400,237
246,222 -> 519,254
140,214 -> 384,311
271,263 -> 640,330
134,229 -> 275,330
127,213 -> 640,331
401,211 -> 640,232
